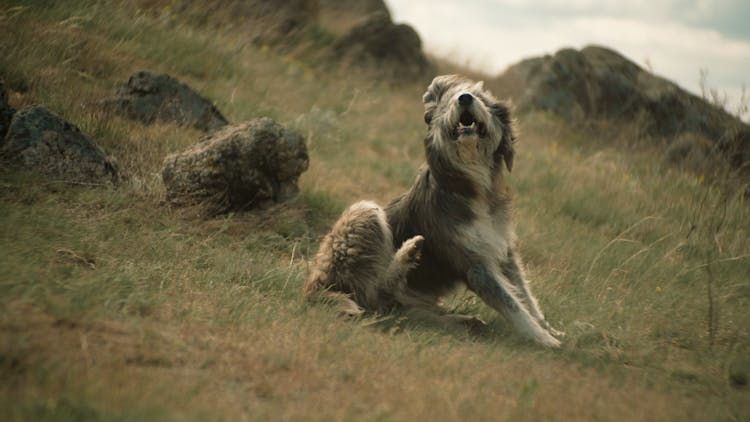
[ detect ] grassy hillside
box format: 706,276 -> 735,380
1,1 -> 749,420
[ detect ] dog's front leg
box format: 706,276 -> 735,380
501,249 -> 564,338
466,264 -> 560,348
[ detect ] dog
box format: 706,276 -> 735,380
304,75 -> 562,347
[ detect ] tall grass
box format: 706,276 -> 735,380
1,1 -> 749,420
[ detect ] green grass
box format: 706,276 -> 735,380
1,1 -> 749,420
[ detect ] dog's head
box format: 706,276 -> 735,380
422,75 -> 516,172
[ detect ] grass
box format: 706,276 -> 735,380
1,1 -> 749,420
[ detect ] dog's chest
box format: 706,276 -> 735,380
458,202 -> 511,263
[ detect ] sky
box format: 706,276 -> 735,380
386,0 -> 750,117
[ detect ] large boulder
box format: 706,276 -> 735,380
320,0 -> 389,17
319,0 -> 391,34
1,106 -> 119,183
499,46 -> 746,139
496,45 -> 750,179
101,71 -> 228,132
0,80 -> 14,139
333,12 -> 434,82
162,118 -> 309,211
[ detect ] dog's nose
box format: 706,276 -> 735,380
458,93 -> 473,106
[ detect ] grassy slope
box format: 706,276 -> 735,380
1,1 -> 749,420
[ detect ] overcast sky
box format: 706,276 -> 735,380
386,0 -> 750,116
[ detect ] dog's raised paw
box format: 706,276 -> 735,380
397,235 -> 424,267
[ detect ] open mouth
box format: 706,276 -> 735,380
452,111 -> 487,139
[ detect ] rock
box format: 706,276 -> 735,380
1,106 -> 118,183
102,71 -> 228,132
1,80 -> 15,139
320,0 -> 389,18
496,45 -> 750,181
319,0 -> 391,34
162,118 -> 309,211
664,132 -> 715,167
333,12 -> 434,82
239,0 -> 319,44
499,46 -> 746,139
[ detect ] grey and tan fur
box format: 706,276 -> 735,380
304,75 -> 563,347
304,201 -> 426,316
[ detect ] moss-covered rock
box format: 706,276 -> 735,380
162,117 -> 309,211
1,106 -> 118,184
101,71 -> 228,132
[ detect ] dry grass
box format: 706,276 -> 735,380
1,1 -> 749,420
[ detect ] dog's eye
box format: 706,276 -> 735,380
424,112 -> 432,125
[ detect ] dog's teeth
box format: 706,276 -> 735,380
460,111 -> 475,126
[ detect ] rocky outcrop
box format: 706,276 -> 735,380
497,45 -> 750,178
320,0 -> 389,18
1,106 -> 119,183
146,1 -> 431,82
162,118 -> 309,211
102,71 -> 228,132
499,46 -> 746,136
0,80 -> 14,139
319,0 -> 391,34
333,12 -> 434,82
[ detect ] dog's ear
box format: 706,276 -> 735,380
422,75 -> 457,126
423,75 -> 452,105
491,101 -> 517,172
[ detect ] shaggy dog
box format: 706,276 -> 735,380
304,75 -> 563,347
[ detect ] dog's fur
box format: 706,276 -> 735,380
304,75 -> 562,347
304,200 -> 427,315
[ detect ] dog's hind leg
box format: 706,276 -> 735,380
466,264 -> 560,347
501,249 -> 564,337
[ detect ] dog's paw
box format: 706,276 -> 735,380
540,320 -> 566,338
397,235 -> 424,267
536,330 -> 562,348
548,327 -> 566,338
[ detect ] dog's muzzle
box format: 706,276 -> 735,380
453,93 -> 487,139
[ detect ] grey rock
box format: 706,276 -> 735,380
102,71 -> 228,132
162,117 -> 309,211
320,0 -> 390,24
319,0 -> 391,36
496,45 -> 750,179
1,80 -> 15,139
1,106 -> 118,183
320,0 -> 389,17
500,46 -> 747,140
333,11 -> 434,82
